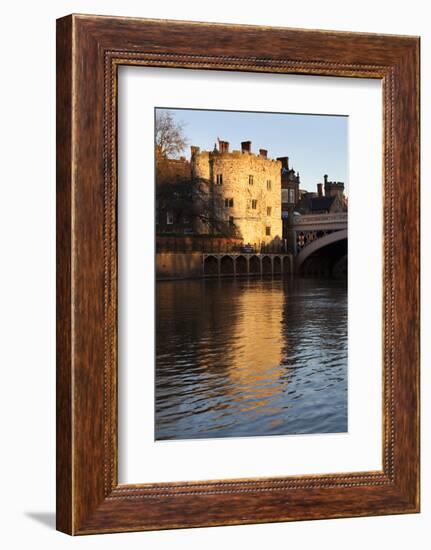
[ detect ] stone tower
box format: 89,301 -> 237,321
191,140 -> 282,245
323,174 -> 345,200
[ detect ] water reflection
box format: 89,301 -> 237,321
155,278 -> 347,440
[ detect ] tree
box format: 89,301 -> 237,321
157,176 -> 240,238
155,111 -> 188,158
155,111 -> 238,238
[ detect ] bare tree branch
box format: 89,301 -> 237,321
157,177 -> 240,238
155,111 -> 188,158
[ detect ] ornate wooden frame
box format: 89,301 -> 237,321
56,14 -> 420,535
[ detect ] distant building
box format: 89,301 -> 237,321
278,156 -> 301,242
298,189 -> 308,201
279,157 -> 301,213
296,175 -> 347,214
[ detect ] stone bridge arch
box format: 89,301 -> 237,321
220,255 -> 234,275
295,229 -> 348,273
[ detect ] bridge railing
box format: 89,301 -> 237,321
292,213 -> 348,226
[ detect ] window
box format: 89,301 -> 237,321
229,216 -> 234,226
266,226 -> 271,236
251,199 -> 257,210
216,173 -> 223,185
266,180 -> 272,190
267,206 -> 272,216
166,211 -> 174,225
224,198 -> 234,208
288,188 -> 296,203
249,175 -> 254,186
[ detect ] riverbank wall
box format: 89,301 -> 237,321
156,252 -> 203,279
156,252 -> 293,280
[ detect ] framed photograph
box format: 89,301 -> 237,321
56,14 -> 420,534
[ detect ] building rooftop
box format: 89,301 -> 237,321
297,195 -> 336,213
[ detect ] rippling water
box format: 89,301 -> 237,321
155,278 -> 347,440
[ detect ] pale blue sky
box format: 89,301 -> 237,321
156,107 -> 348,194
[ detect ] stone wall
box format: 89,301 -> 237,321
157,235 -> 243,253
156,252 -> 202,279
156,151 -> 191,184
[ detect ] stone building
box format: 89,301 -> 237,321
155,146 -> 193,234
190,139 -> 283,246
296,175 -> 347,214
156,146 -> 190,184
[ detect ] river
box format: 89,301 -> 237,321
155,277 -> 347,440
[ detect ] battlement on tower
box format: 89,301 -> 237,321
190,140 -> 281,165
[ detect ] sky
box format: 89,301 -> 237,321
156,107 -> 348,194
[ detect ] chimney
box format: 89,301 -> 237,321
241,141 -> 252,153
317,183 -> 323,197
277,156 -> 289,170
259,148 -> 268,158
324,174 -> 330,196
191,146 -> 200,157
218,139 -> 229,153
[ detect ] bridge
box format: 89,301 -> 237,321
201,213 -> 347,278
199,213 -> 347,279
291,213 -> 348,277
203,253 -> 293,277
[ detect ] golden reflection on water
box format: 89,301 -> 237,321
155,278 -> 347,440
222,281 -> 286,412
